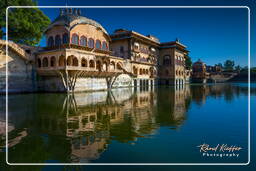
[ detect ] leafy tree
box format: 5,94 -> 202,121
0,0 -> 50,45
185,55 -> 192,69
235,65 -> 242,72
223,60 -> 235,72
215,63 -> 223,69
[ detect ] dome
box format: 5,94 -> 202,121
45,9 -> 108,35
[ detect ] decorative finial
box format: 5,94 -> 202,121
175,38 -> 179,42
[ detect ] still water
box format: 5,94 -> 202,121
0,83 -> 253,164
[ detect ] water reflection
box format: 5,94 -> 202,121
0,83 -> 253,163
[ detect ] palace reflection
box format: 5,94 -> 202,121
2,83 -> 253,163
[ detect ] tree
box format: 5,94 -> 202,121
216,63 -> 223,69
0,0 -> 50,45
185,55 -> 192,70
223,60 -> 235,72
235,65 -> 242,73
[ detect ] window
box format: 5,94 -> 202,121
55,35 -> 61,46
96,40 -> 101,49
80,36 -> 87,46
88,38 -> 94,48
47,36 -> 54,47
134,42 -> 139,50
42,57 -> 48,67
71,34 -> 79,45
62,33 -> 68,44
102,41 -> 108,50
163,55 -> 171,66
50,56 -> 56,67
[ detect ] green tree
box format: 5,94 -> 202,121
235,65 -> 242,72
216,63 -> 223,69
0,0 -> 50,45
223,60 -> 235,72
185,55 -> 192,69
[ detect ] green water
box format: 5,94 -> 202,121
0,83 -> 254,169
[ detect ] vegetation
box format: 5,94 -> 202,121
185,55 -> 192,69
223,60 -> 235,72
0,0 -> 50,45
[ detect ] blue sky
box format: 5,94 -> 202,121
32,0 -> 254,67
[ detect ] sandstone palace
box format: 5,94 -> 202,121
0,8 -> 190,93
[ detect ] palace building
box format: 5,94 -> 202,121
0,8 -> 190,93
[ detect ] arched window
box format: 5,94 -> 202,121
37,58 -> 41,68
102,41 -> 108,50
88,38 -> 94,48
117,63 -> 122,70
55,35 -> 61,46
62,33 -> 68,44
89,60 -> 95,68
163,55 -> 171,66
80,36 -> 87,46
81,58 -> 87,67
50,56 -> 56,67
102,61 -> 108,71
67,56 -> 72,66
59,55 -> 65,66
110,61 -> 115,71
96,40 -> 101,49
139,68 -> 143,75
47,36 -> 54,47
73,57 -> 78,66
71,34 -> 79,45
133,66 -> 138,75
96,61 -> 101,71
42,57 -> 48,67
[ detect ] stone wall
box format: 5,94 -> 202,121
0,48 -> 36,93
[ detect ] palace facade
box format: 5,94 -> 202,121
0,8 -> 190,93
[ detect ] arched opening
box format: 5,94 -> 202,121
50,56 -> 56,67
42,57 -> 48,67
67,56 -> 72,66
55,35 -> 61,46
71,34 -> 79,45
81,58 -> 87,67
102,61 -> 108,71
73,57 -> 78,66
37,58 -> 41,68
145,69 -> 149,75
133,66 -> 138,75
88,38 -> 94,48
116,63 -> 122,70
150,67 -> 154,77
96,40 -> 101,49
139,68 -> 143,75
80,36 -> 87,46
62,33 -> 68,44
109,61 -> 115,71
102,41 -> 108,50
89,60 -> 95,68
163,55 -> 171,66
47,36 -> 54,47
59,55 -> 65,66
96,61 -> 101,71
